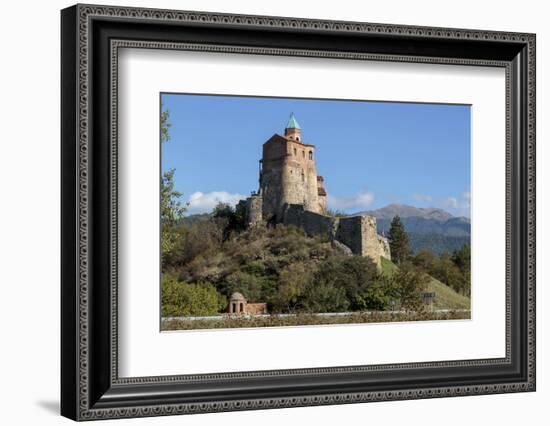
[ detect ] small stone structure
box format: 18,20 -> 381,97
241,114 -> 390,267
228,292 -> 247,314
228,292 -> 267,316
241,193 -> 262,227
246,303 -> 268,316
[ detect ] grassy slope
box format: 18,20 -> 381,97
426,277 -> 470,310
380,257 -> 399,276
380,257 -> 470,310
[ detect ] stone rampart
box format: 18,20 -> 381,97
244,194 -> 263,226
280,204 -> 390,268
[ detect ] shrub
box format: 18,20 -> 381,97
361,276 -> 400,311
173,219 -> 225,266
411,250 -> 437,271
161,223 -> 188,269
270,263 -> 311,313
224,271 -> 264,302
161,275 -> 225,317
212,202 -> 246,240
269,225 -> 310,261
391,262 -> 430,310
313,256 -> 379,311
429,254 -> 463,295
412,247 -> 471,297
301,282 -> 350,313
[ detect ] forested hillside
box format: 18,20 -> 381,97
162,204 -> 470,318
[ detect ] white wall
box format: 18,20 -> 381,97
0,0 -> 546,424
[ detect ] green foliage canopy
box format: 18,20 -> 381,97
160,103 -> 171,144
159,104 -> 187,263
212,202 -> 246,240
161,205 -> 469,316
161,275 -> 226,317
411,244 -> 471,297
391,262 -> 430,309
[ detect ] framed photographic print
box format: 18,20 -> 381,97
61,4 -> 536,421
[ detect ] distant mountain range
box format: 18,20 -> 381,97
359,204 -> 471,255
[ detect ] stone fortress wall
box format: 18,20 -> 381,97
244,197 -> 390,268
281,204 -> 389,268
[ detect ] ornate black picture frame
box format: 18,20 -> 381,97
61,4 -> 536,421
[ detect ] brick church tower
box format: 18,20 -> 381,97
259,113 -> 327,220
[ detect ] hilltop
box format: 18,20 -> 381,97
164,215 -> 470,314
183,203 -> 471,255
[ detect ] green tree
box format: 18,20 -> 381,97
212,202 -> 246,240
160,105 -> 187,263
391,262 -> 429,309
161,169 -> 187,264
161,275 -> 225,317
271,263 -> 310,313
452,244 -> 471,273
301,282 -> 350,313
160,102 -> 171,144
430,254 -> 464,295
411,250 -> 437,271
361,276 -> 399,311
388,215 -> 411,264
160,104 -> 185,223
161,169 -> 186,224
308,256 -> 379,312
170,219 -> 225,278
452,244 -> 471,296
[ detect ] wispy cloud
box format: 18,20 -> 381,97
412,193 -> 433,203
185,191 -> 246,214
328,191 -> 375,212
442,197 -> 459,209
411,191 -> 470,217
441,191 -> 470,217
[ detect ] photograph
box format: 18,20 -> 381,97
159,94 -> 472,330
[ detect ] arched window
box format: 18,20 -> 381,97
309,151 -> 313,160
302,151 -> 305,158
293,148 -> 297,156
240,303 -> 244,313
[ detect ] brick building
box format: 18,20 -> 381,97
241,114 -> 390,268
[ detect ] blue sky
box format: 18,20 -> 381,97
161,93 -> 471,217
